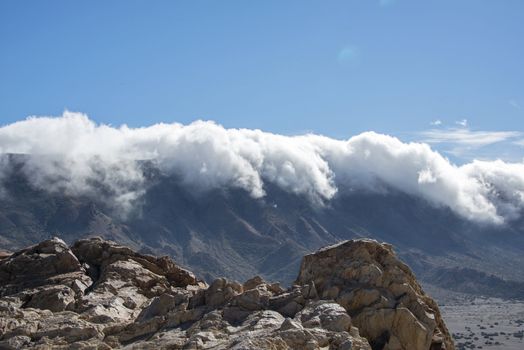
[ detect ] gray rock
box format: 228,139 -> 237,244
25,285 -> 75,312
137,293 -> 177,321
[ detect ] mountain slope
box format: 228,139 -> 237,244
0,157 -> 523,299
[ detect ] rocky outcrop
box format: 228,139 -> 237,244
296,239 -> 454,350
0,237 -> 453,349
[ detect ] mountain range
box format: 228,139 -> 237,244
1,154 -> 523,300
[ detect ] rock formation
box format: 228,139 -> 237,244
0,237 -> 454,349
296,240 -> 454,350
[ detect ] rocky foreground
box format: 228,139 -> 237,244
0,237 -> 454,350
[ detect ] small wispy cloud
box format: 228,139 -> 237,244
509,99 -> 521,110
514,139 -> 524,147
419,128 -> 523,160
430,120 -> 442,126
455,119 -> 468,128
420,128 -> 521,147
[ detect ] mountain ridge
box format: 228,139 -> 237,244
1,155 -> 524,299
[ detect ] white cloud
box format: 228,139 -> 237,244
1,112 -> 524,225
515,139 -> 524,147
456,119 -> 468,127
430,120 -> 442,126
419,128 -> 521,147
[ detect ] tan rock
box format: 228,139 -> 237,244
25,285 -> 75,312
204,277 -> 239,307
0,237 -> 452,350
243,275 -> 266,290
295,301 -> 352,332
295,239 -> 454,350
136,293 -> 177,321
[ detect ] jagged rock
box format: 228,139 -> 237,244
295,239 -> 454,350
0,251 -> 11,261
137,292 -> 186,321
233,281 -> 273,311
0,335 -> 31,350
71,237 -> 201,289
0,237 -> 84,297
0,237 -> 452,350
204,277 -> 241,307
296,301 -> 352,332
24,285 -> 76,312
280,317 -> 303,331
0,237 -> 205,348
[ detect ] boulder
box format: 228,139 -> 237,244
71,237 -> 200,288
137,293 -> 178,321
204,277 -> 240,307
296,300 -> 352,332
0,237 -> 84,297
24,285 -> 75,312
295,239 -> 454,350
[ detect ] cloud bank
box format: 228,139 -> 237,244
1,112 -> 523,224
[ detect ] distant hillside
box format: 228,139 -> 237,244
1,154 -> 524,299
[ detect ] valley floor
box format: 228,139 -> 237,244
438,297 -> 524,350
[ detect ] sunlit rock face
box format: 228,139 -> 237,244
296,239 -> 454,350
0,237 -> 452,350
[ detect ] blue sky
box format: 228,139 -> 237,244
1,0 -> 523,161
